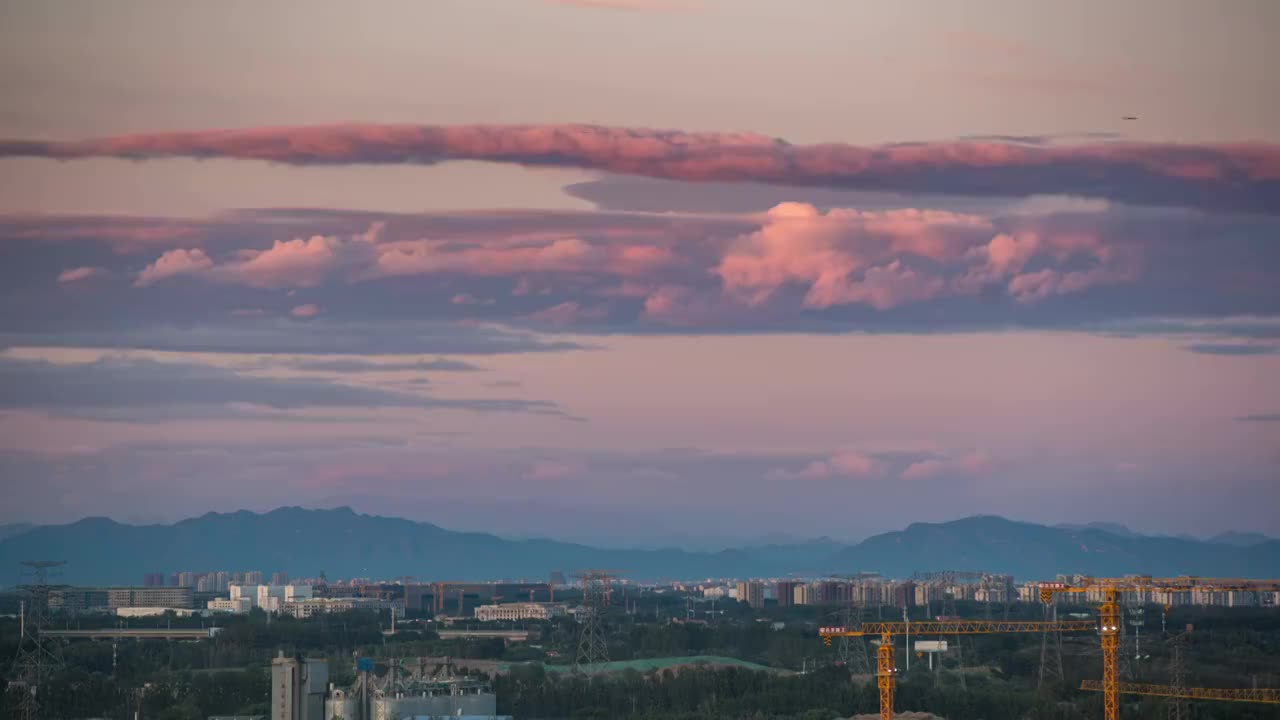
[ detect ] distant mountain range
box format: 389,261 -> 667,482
1206,531 -> 1276,548
0,509 -> 1276,586
0,523 -> 35,543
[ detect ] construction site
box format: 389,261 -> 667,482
821,575 -> 1280,720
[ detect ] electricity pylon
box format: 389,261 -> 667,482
9,561 -> 66,720
836,599 -> 872,675
573,570 -> 617,671
1038,599 -> 1065,690
1167,629 -> 1189,720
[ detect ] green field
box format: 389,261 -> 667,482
537,654 -> 783,675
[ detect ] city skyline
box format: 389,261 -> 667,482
2,0 -> 1279,544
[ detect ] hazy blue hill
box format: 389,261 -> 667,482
0,523 -> 35,542
829,515 -> 1280,579
1208,531 -> 1275,547
1,509 -> 1277,586
0,507 -> 827,586
1053,521 -> 1139,537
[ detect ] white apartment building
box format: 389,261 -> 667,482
474,602 -> 567,622
259,584 -> 313,612
226,584 -> 313,612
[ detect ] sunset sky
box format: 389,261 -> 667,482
1,0 -> 1277,546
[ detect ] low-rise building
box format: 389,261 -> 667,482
701,585 -> 730,599
207,598 -> 253,613
281,597 -> 398,619
116,606 -> 210,618
50,586 -> 194,613
474,602 -> 567,622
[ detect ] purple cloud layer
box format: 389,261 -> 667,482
4,123 -> 1279,212
3,202 -> 1279,344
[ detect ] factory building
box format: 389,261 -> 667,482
270,656 -> 510,720
271,653 -> 327,720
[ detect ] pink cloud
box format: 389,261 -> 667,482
135,248 -> 213,286
5,123 -> 1277,211
641,285 -> 729,326
290,303 -> 320,318
901,450 -> 994,480
769,451 -> 877,481
715,204 -> 990,309
117,202 -> 1139,318
130,217 -> 680,292
57,266 -> 107,283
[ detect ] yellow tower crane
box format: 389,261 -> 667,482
1040,576 -> 1280,720
820,619 -> 1097,720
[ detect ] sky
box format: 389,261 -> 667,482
0,0 -> 1278,547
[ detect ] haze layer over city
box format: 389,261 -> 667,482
1,2 -> 1279,719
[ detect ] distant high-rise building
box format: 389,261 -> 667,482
214,571 -> 231,592
196,575 -> 214,592
272,572 -> 289,586
794,583 -> 813,606
735,581 -> 765,609
143,572 -> 165,587
775,581 -> 799,608
244,570 -> 264,585
894,581 -> 917,609
815,581 -> 851,605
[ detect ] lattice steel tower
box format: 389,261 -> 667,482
1038,598 -> 1065,690
831,586 -> 872,675
1167,628 -> 1190,720
574,570 -> 615,671
941,591 -> 968,690
9,561 -> 66,720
